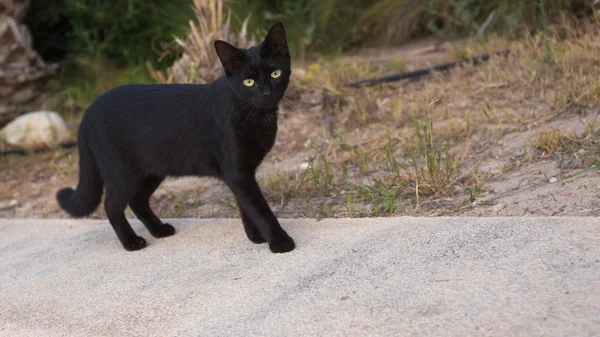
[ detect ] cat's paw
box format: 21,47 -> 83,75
123,236 -> 147,251
269,234 -> 295,253
245,227 -> 267,244
152,223 -> 176,238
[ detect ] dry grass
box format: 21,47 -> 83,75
151,0 -> 254,84
536,124 -> 600,157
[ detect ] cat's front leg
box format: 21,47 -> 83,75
237,202 -> 267,244
224,171 -> 295,253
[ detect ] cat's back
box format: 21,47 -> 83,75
87,83 -> 209,116
80,82 -> 220,146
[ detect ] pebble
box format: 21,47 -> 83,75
549,177 -> 558,183
0,199 -> 19,211
492,203 -> 506,213
560,191 -> 571,197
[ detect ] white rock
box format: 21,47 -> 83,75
0,111 -> 71,149
548,177 -> 559,183
300,162 -> 310,169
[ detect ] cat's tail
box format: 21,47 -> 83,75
56,136 -> 103,217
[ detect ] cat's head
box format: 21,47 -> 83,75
214,22 -> 291,108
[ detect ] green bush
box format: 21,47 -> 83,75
25,0 -> 195,67
228,0 -> 374,59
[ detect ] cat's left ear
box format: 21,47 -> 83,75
262,22 -> 289,57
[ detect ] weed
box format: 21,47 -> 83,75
384,130 -> 403,181
344,192 -> 355,217
567,148 -> 600,178
341,162 -> 349,184
482,101 -> 492,118
536,128 -> 568,156
407,97 -> 462,197
391,59 -> 407,72
267,162 -> 313,215
358,179 -> 401,216
310,146 -> 335,189
438,182 -> 485,215
536,124 -> 600,158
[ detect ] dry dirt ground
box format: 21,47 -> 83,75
1,27 -> 599,219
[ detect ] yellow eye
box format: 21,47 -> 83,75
243,79 -> 255,87
271,70 -> 282,79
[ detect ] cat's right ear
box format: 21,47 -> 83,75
214,40 -> 245,73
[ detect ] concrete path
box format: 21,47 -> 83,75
1,217 -> 598,337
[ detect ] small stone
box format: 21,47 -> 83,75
492,203 -> 506,213
549,177 -> 558,183
0,199 -> 19,211
560,191 -> 571,197
300,162 -> 310,169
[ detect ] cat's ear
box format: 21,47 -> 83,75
262,22 -> 289,57
214,40 -> 245,73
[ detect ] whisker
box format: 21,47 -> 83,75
281,97 -> 302,113
240,101 -> 254,112
283,96 -> 307,109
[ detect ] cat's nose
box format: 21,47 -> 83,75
261,89 -> 271,98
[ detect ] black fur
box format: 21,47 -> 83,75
57,22 -> 295,253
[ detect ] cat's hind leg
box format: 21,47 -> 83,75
104,183 -> 147,251
129,176 -> 175,238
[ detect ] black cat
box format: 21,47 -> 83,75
57,22 -> 295,253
